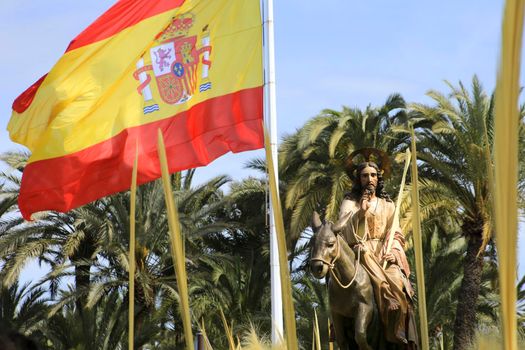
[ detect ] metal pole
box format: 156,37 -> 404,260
262,0 -> 284,344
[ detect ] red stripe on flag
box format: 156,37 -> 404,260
18,86 -> 263,220
12,74 -> 47,113
66,0 -> 185,52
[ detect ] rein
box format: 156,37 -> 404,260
311,234 -> 361,289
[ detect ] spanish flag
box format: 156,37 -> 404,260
8,0 -> 264,220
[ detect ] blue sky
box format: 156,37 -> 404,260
0,1 -> 524,278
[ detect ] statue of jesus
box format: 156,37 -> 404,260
339,150 -> 418,348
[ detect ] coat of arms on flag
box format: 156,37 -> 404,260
134,13 -> 212,114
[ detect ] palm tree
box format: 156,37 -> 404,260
278,94 -> 413,250
189,177 -> 272,346
0,150 -> 236,347
411,76 -> 525,349
0,281 -> 48,347
406,224 -> 505,349
292,267 -> 331,349
404,220 -> 463,349
70,172 -> 233,347
190,253 -> 271,347
42,288 -> 127,350
518,274 -> 525,338
0,151 -> 100,303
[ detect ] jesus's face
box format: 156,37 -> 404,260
360,165 -> 378,192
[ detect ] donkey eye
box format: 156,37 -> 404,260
327,242 -> 335,247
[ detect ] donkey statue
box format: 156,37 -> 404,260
310,211 -> 403,350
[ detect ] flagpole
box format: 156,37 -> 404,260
128,145 -> 139,350
262,0 -> 284,344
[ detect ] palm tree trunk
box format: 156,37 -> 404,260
73,262 -> 92,345
74,263 -> 91,315
453,230 -> 484,350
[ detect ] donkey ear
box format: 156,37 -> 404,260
311,211 -> 322,232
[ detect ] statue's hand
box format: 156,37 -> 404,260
360,197 -> 369,212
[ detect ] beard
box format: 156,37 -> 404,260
363,183 -> 376,196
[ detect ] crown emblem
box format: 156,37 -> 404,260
158,13 -> 195,42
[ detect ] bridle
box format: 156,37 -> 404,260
310,233 -> 361,289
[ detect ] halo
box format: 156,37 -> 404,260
344,148 -> 392,181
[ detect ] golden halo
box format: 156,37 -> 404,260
344,148 -> 392,181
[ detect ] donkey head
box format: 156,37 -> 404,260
309,210 -> 354,279
309,212 -> 338,279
